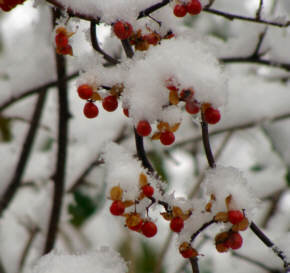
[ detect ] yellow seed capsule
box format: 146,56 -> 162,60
232,217 -> 249,232
170,123 -> 180,132
139,173 -> 148,187
169,90 -> 179,105
151,132 -> 161,140
214,212 -> 229,222
91,92 -> 101,101
110,186 -> 123,201
172,206 -> 183,217
160,212 -> 173,221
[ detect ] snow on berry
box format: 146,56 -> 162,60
202,166 -> 259,220
123,38 -> 227,125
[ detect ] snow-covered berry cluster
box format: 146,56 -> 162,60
55,26 -> 74,56
0,0 -> 25,12
109,173 -> 157,238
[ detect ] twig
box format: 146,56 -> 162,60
203,7 -> 290,28
121,39 -> 134,59
0,258 -> 6,273
251,29 -> 267,58
67,125 -> 127,193
0,72 -> 78,112
256,0 -> 264,20
250,222 -> 290,270
231,251 -> 280,273
189,257 -> 199,273
137,0 -> 170,19
43,8 -> 70,254
90,20 -> 119,65
200,116 -> 215,168
190,219 -> 216,243
18,226 -> 40,272
0,90 -> 47,216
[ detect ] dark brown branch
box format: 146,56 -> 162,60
189,257 -> 200,273
121,39 -> 134,59
134,129 -> 154,174
137,0 -> 170,19
250,222 -> 290,270
43,9 -> 70,254
90,21 -> 119,65
251,29 -> 267,58
190,219 -> 216,243
200,118 -> 216,168
256,0 -> 264,19
0,72 -> 78,112
0,90 -> 47,216
203,7 -> 290,28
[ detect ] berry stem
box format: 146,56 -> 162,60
189,257 -> 200,273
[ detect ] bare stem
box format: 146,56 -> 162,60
43,8 -> 70,254
0,90 -> 47,216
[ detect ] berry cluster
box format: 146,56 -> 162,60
55,27 -> 74,56
109,173 -> 157,238
212,195 -> 249,252
166,78 -> 221,124
113,21 -> 133,40
173,0 -> 202,18
0,0 -> 25,12
77,83 -> 123,119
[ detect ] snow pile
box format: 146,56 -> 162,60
30,247 -> 128,273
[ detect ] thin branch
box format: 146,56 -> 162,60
0,72 -> 78,112
251,29 -> 267,58
43,9 -> 70,254
231,251 -> 280,273
256,0 -> 264,20
90,20 -> 119,65
203,7 -> 290,28
137,0 -> 170,19
200,117 -> 216,168
67,125 -> 127,193
189,257 -> 199,273
18,226 -> 40,272
121,39 -> 134,59
250,222 -> 290,270
0,90 -> 47,216
190,219 -> 216,243
0,258 -> 6,273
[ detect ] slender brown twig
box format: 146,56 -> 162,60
0,72 -> 78,112
43,9 -> 70,254
256,0 -> 264,19
0,90 -> 47,216
90,20 -> 119,65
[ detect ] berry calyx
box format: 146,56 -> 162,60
142,184 -> 154,197
110,200 -> 125,216
203,107 -> 221,124
141,221 -> 158,237
136,120 -> 152,137
170,216 -> 184,233
126,213 -> 143,231
113,21 -> 133,40
173,4 -> 187,17
186,0 -> 202,15
160,131 -> 175,146
227,232 -> 243,250
102,95 -> 118,112
185,100 -> 200,114
83,102 -> 99,119
228,210 -> 244,225
180,89 -> 194,101
77,84 -> 93,100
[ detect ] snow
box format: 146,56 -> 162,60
30,247 -> 128,273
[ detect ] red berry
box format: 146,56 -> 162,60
136,120 -> 152,137
77,84 -> 93,100
102,95 -> 118,112
55,32 -> 69,48
56,44 -> 73,56
204,107 -> 221,124
113,21 -> 133,40
186,0 -> 202,15
227,232 -> 243,250
83,102 -> 99,118
142,185 -> 154,197
110,200 -> 125,216
180,248 -> 195,258
173,4 -> 187,17
228,210 -> 244,225
141,221 -> 157,237
160,131 -> 175,146
170,217 -> 184,233
129,219 -> 143,231
166,84 -> 179,92
185,100 -> 200,114
123,108 -> 129,117
143,33 -> 159,45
